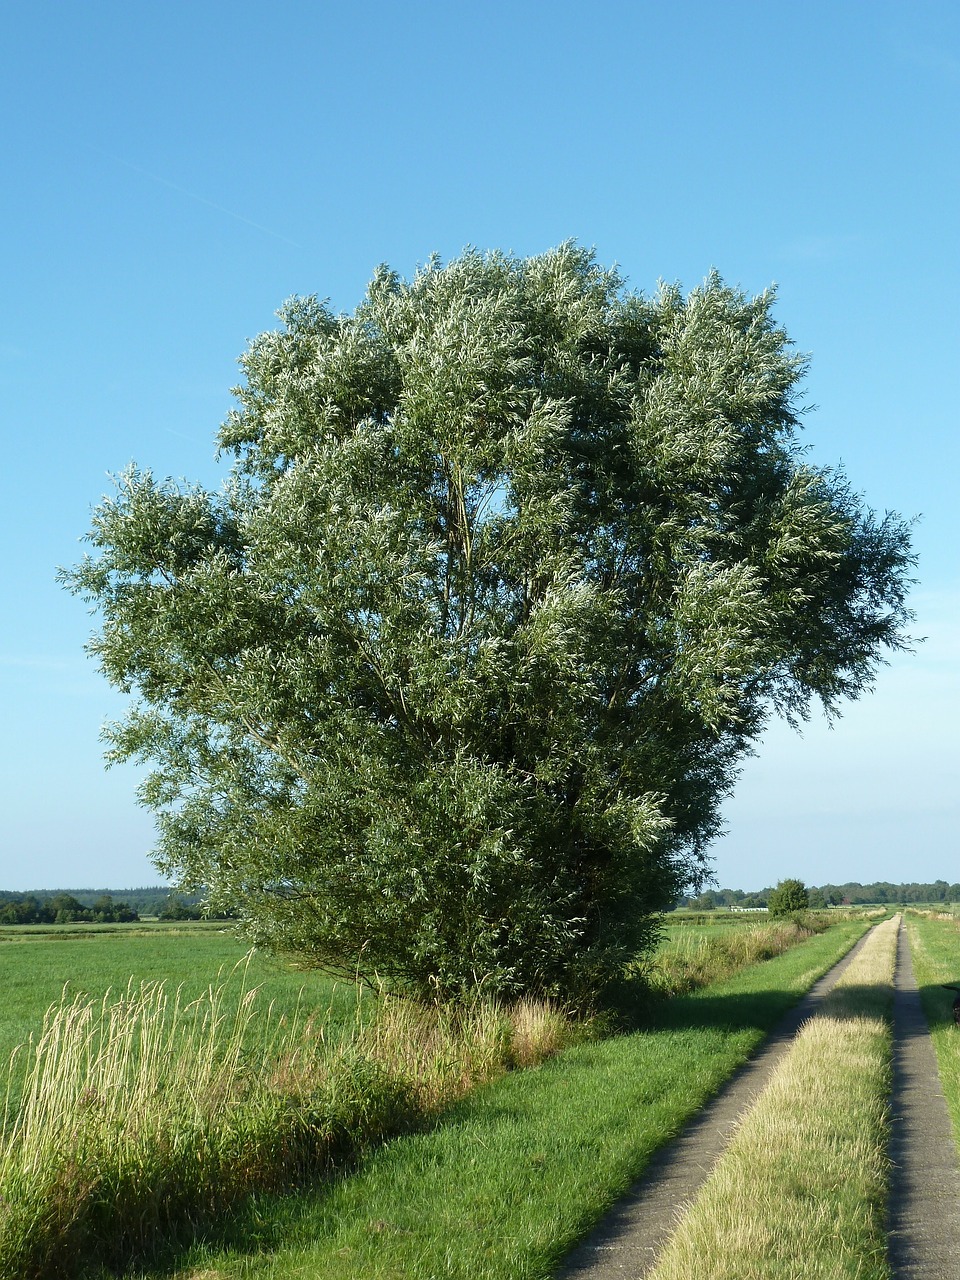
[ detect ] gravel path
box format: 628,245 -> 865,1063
557,926 -> 878,1279
887,918 -> 960,1278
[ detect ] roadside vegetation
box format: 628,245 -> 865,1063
647,914 -> 899,1280
648,914 -> 830,996
904,911 -> 960,1152
0,962 -> 572,1279
0,916 -> 869,1279
118,918 -> 867,1280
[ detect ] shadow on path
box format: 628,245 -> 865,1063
557,925 -> 878,1279
886,920 -> 960,1279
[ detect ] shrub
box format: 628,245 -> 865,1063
768,878 -> 810,917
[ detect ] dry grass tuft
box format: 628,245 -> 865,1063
508,998 -> 569,1068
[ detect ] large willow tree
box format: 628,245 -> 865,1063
64,246 -> 914,1003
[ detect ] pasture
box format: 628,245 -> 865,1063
0,922 -> 365,1067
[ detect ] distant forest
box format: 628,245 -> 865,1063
0,887 -> 224,925
2,880 -> 955,925
679,880 -> 960,910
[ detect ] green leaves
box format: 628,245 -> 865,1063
62,244 -> 914,1005
768,878 -> 811,916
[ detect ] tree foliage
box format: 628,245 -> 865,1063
768,879 -> 811,916
62,245 -> 914,1003
0,893 -> 139,925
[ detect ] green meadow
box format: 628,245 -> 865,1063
0,923 -> 365,1065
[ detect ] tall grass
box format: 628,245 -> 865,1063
0,966 -> 572,1279
647,916 -> 829,995
0,926 -> 366,1073
647,914 -> 899,1280
142,917 -> 869,1280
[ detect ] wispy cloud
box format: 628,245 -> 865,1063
82,141 -> 305,249
163,425 -> 212,447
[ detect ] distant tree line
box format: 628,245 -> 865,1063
0,887 -> 235,925
677,879 -> 960,911
679,888 -> 773,910
0,886 -> 168,915
0,893 -> 139,925
816,880 -> 960,905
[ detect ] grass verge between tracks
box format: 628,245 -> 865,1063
647,914 -> 899,1280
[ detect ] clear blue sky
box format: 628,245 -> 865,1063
2,0 -> 957,892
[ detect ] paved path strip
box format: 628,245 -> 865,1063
887,919 -> 960,1279
558,924 -> 880,1280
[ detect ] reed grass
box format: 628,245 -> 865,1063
0,964 -> 573,1279
647,914 -> 899,1280
647,916 -> 829,996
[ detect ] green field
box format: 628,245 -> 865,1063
0,922 -> 366,1066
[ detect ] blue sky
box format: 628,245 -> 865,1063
2,0 -> 957,892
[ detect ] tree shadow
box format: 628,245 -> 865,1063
96,977 -> 888,1277
913,981 -> 960,1036
626,979 -> 891,1035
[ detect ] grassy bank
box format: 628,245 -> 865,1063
904,911 -> 960,1152
0,969 -> 571,1279
648,914 -> 898,1280
132,918 -> 869,1280
649,915 -> 830,995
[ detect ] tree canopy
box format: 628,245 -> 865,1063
63,245 -> 914,1004
768,878 -> 811,916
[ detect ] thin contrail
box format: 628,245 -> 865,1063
163,426 -> 212,445
84,141 -> 305,249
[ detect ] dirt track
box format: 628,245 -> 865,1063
559,918 -> 960,1279
887,920 -> 960,1277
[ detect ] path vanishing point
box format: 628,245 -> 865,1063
557,917 -> 960,1280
